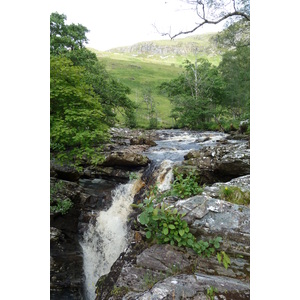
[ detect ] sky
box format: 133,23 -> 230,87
49,0 -> 225,51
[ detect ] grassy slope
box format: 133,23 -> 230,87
89,33 -> 220,128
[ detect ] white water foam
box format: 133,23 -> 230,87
80,182 -> 137,299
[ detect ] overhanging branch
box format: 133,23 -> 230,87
155,11 -> 250,40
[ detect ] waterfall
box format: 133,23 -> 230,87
80,179 -> 142,300
79,130 -> 227,299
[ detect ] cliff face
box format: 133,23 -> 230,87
106,33 -> 219,56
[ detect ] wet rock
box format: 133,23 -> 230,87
130,136 -> 157,146
50,161 -> 81,182
50,180 -> 85,299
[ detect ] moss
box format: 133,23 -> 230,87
111,285 -> 129,297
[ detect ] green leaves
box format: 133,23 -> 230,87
50,55 -> 109,166
50,180 -> 73,215
159,58 -> 225,129
50,12 -> 88,55
171,170 -> 203,199
134,185 -> 229,269
179,229 -> 185,237
217,251 -> 231,269
50,13 -> 136,166
163,228 -> 169,235
139,211 -> 150,225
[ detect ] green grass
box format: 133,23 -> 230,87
97,55 -> 181,128
88,33 -> 222,128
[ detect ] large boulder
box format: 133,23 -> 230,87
173,195 -> 250,264
177,142 -> 250,184
102,151 -> 150,167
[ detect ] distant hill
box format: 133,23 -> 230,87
88,33 -> 222,128
108,32 -> 219,55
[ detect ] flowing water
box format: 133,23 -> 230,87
80,180 -> 144,299
79,130 -> 229,299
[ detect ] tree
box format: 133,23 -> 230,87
213,19 -> 250,50
160,58 -> 225,129
160,0 -> 250,39
50,12 -> 89,55
143,88 -> 158,129
50,12 -> 137,128
50,56 -> 109,165
212,18 -> 250,119
218,46 -> 250,118
157,0 -> 250,130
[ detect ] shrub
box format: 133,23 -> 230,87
50,181 -> 73,214
171,170 -> 203,199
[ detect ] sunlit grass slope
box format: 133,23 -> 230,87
89,33 -> 221,128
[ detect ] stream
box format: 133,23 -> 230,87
78,130 -> 230,299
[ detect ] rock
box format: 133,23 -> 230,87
102,151 -> 150,167
203,175 -> 250,199
50,161 -> 81,182
136,244 -> 195,274
124,273 -> 250,299
50,180 -> 85,299
173,194 -> 250,274
177,142 -> 250,184
130,136 -> 157,146
95,183 -> 250,299
239,119 -> 249,134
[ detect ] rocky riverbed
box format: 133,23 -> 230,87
50,128 -> 250,300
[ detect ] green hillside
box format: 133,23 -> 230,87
89,33 -> 221,128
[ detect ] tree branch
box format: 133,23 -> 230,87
158,11 -> 249,40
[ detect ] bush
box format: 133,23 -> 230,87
149,117 -> 158,129
50,181 -> 73,214
171,170 -> 203,199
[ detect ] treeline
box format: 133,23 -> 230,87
159,19 -> 250,131
50,12 -> 137,166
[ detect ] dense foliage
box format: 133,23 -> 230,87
159,58 -> 225,129
159,18 -> 250,131
50,12 -> 136,165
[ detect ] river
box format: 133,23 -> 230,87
79,129 -> 230,299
